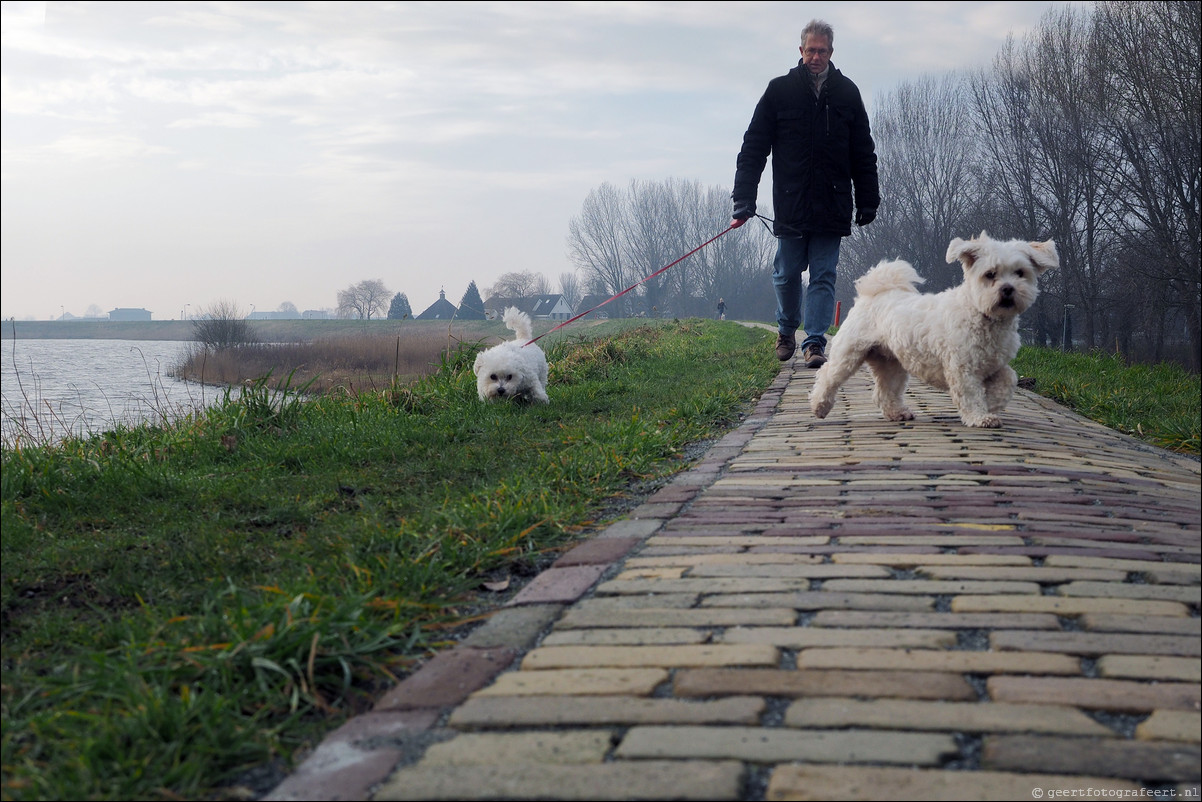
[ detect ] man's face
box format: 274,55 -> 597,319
801,34 -> 832,74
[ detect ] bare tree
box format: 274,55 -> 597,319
567,178 -> 777,320
336,279 -> 390,320
486,271 -> 545,299
558,271 -> 581,309
191,299 -> 257,350
567,182 -> 636,316
1096,0 -> 1200,369
847,73 -> 982,295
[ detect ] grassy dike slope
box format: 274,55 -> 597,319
1,319 -> 779,801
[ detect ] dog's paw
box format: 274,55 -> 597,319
964,414 -> 1003,428
884,407 -> 915,422
811,398 -> 833,419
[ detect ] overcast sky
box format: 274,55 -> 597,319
1,1 -> 1082,321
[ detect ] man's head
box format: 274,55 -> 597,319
800,19 -> 834,75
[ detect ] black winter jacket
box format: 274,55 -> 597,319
733,61 -> 879,238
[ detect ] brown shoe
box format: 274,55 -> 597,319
775,332 -> 797,361
802,343 -> 827,368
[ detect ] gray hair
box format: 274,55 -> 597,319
801,19 -> 834,47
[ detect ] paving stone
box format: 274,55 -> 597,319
950,594 -> 1191,616
688,564 -> 899,578
623,552 -> 842,568
373,647 -> 520,712
595,576 -> 811,594
991,630 -> 1202,657
821,579 -> 1040,595
1146,568 -> 1202,585
982,734 -> 1201,781
595,519 -> 664,539
1097,655 -> 1201,682
614,725 -> 957,765
569,593 -> 699,611
541,627 -> 711,646
552,537 -> 642,567
809,610 -> 1062,629
832,553 -> 1033,566
557,606 -> 797,628
643,535 -> 831,549
374,760 -> 744,800
987,676 -> 1201,712
519,643 -> 779,670
264,711 -> 440,801
418,730 -> 612,765
718,626 -> 956,649
915,565 -> 1127,582
460,604 -> 563,649
1043,555 -> 1202,575
1079,615 -> 1202,635
1136,710 -> 1202,742
674,668 -> 977,701
764,765 -> 1141,801
795,647 -> 1079,675
783,697 -> 1111,735
613,566 -> 687,580
470,667 -> 667,697
1057,581 -> 1202,604
447,694 -> 765,728
836,535 -> 1024,546
700,591 -> 936,611
506,564 -> 608,606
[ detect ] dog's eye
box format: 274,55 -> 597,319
984,271 -> 996,281
490,374 -> 498,380
1016,269 -> 1025,278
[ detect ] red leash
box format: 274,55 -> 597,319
525,221 -> 740,346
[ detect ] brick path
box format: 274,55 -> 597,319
267,363 -> 1201,801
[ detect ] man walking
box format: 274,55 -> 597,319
731,19 -> 879,367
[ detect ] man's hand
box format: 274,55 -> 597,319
855,207 -> 877,227
730,217 -> 747,228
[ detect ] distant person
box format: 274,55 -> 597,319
717,298 -> 727,320
731,18 -> 879,367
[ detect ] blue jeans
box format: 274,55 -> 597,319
773,234 -> 841,350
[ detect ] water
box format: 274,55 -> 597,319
1,339 -> 212,445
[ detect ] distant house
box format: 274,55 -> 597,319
417,290 -> 458,320
484,294 -> 573,320
302,309 -> 332,319
108,307 -> 152,321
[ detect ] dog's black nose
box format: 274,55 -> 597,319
1001,286 -> 1014,297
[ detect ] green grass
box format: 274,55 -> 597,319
1013,346 -> 1200,455
1,319 -> 779,801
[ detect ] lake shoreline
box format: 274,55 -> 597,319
2,318 -> 471,342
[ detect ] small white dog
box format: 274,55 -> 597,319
473,307 -> 549,404
810,232 -> 1058,428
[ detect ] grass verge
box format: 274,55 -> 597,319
1013,346 -> 1200,455
1,319 -> 778,801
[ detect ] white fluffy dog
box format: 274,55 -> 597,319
810,232 -> 1058,428
473,307 -> 549,404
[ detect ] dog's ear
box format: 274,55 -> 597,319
472,353 -> 483,376
946,237 -> 980,269
1023,239 -> 1059,274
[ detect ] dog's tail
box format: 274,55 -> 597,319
854,259 -> 924,299
503,306 -> 534,342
